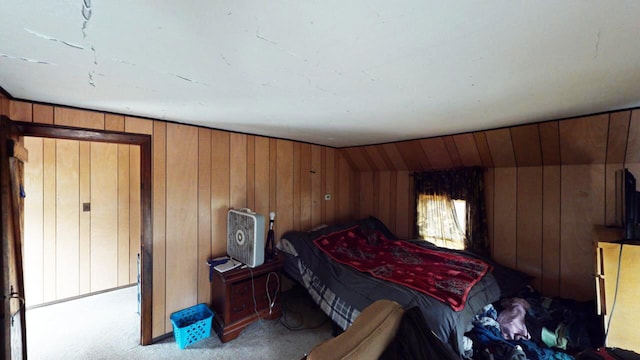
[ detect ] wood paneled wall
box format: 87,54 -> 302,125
350,109 -> 640,301
22,137 -> 141,306
3,99 -> 356,338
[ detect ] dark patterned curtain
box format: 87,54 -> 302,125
414,167 -> 489,257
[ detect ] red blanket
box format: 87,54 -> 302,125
313,226 -> 491,311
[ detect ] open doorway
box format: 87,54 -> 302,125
22,136 -> 141,357
14,122 -> 153,351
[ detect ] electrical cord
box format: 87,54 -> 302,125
604,243 -> 624,344
279,287 -> 329,331
266,272 -> 280,315
248,267 -> 262,321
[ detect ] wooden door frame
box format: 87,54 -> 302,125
11,118 -> 153,345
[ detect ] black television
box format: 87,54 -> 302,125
615,169 -> 639,240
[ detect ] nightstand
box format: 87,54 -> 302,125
210,256 -> 284,342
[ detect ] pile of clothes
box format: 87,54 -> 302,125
464,287 -> 604,360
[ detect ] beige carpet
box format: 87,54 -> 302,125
26,285 -> 333,359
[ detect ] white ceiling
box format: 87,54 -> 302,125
2,1 -> 640,147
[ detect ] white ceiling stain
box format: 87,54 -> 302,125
1,1 -> 640,147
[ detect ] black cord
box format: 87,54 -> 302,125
279,287 -> 329,331
604,243 -> 624,344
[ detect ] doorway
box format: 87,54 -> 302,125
15,122 -> 153,348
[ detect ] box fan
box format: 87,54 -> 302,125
227,208 -> 265,267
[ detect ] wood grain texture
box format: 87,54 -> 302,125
198,129 -> 212,305
125,116 -> 153,135
324,148 -> 336,225
229,133 -> 247,209
105,114 -> 125,132
246,136 -> 255,210
395,171 -> 411,239
210,130 -> 230,257
9,100 -> 32,122
23,137 -> 44,305
492,167 -> 517,268
152,121 -> 167,337
396,140 -> 430,171
117,145 -> 131,287
42,138 -> 57,302
343,147 -> 372,172
606,111 -> 631,163
626,110 -> 640,163
359,172 -> 374,218
516,167 -> 543,290
91,142 -> 119,292
420,137 -> 454,170
511,124 -> 542,166
474,132 -> 494,167
56,140 -> 81,298
337,152 -> 352,221
560,165 -> 605,300
254,137 -> 270,236
485,129 -> 516,167
54,107 -> 104,130
541,166 -> 561,297
377,171 -> 391,227
382,143 -> 408,171
363,145 -> 389,171
165,123 -> 199,328
484,168 -> 495,256
311,145 -> 322,228
453,133 -> 482,167
539,121 -> 561,166
442,136 -> 463,168
292,143 -> 302,231
33,104 -> 54,125
604,164 -> 624,228
300,144 -> 312,230
276,140 -> 294,238
559,115 -> 608,164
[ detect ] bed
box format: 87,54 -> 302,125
278,217 -> 527,356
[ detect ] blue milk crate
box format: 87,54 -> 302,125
170,303 -> 214,349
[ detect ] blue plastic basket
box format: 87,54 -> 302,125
170,303 -> 214,349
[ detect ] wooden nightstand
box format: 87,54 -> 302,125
210,256 -> 284,342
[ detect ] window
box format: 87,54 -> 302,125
416,194 -> 466,250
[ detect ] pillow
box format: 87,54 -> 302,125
490,263 -> 534,298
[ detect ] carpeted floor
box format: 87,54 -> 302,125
26,285 -> 333,359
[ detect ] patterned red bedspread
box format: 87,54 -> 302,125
313,226 -> 491,311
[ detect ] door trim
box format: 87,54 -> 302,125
14,120 -> 153,345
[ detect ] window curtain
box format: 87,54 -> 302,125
414,167 -> 489,257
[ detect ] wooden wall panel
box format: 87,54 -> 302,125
9,100 -> 32,122
626,110 -> 640,163
453,133 -> 482,167
560,165 -> 605,300
559,115 -> 608,164
311,145 -> 323,228
442,136 -> 463,168
516,167 -> 543,290
492,168 -> 517,268
105,114 -> 125,132
343,147 -> 372,172
511,124 -> 542,166
117,145 -> 131,287
198,129 -> 212,305
56,140 -> 80,299
363,145 -> 389,171
485,129 -> 516,167
276,140 -> 294,238
254,137 -> 271,234
377,172 -> 392,227
474,132 -> 494,167
484,168 -> 495,254
323,148 -> 336,225
300,144 -> 312,230
54,107 -> 104,130
539,121 -> 561,165
91,142 -> 119,292
211,130 -> 230,256
541,166 -> 561,297
607,111 -> 631,164
394,171 -> 411,239
79,142 -> 91,294
382,144 -> 408,171
359,172 -> 374,219
229,133 -> 247,209
421,137 -> 454,170
337,152 -> 353,221
125,116 -> 153,135
33,104 -> 54,125
246,136 -> 255,210
165,124 -> 199,329
42,139 -> 56,302
23,137 -> 44,306
292,143 -> 302,231
396,140 -> 430,171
